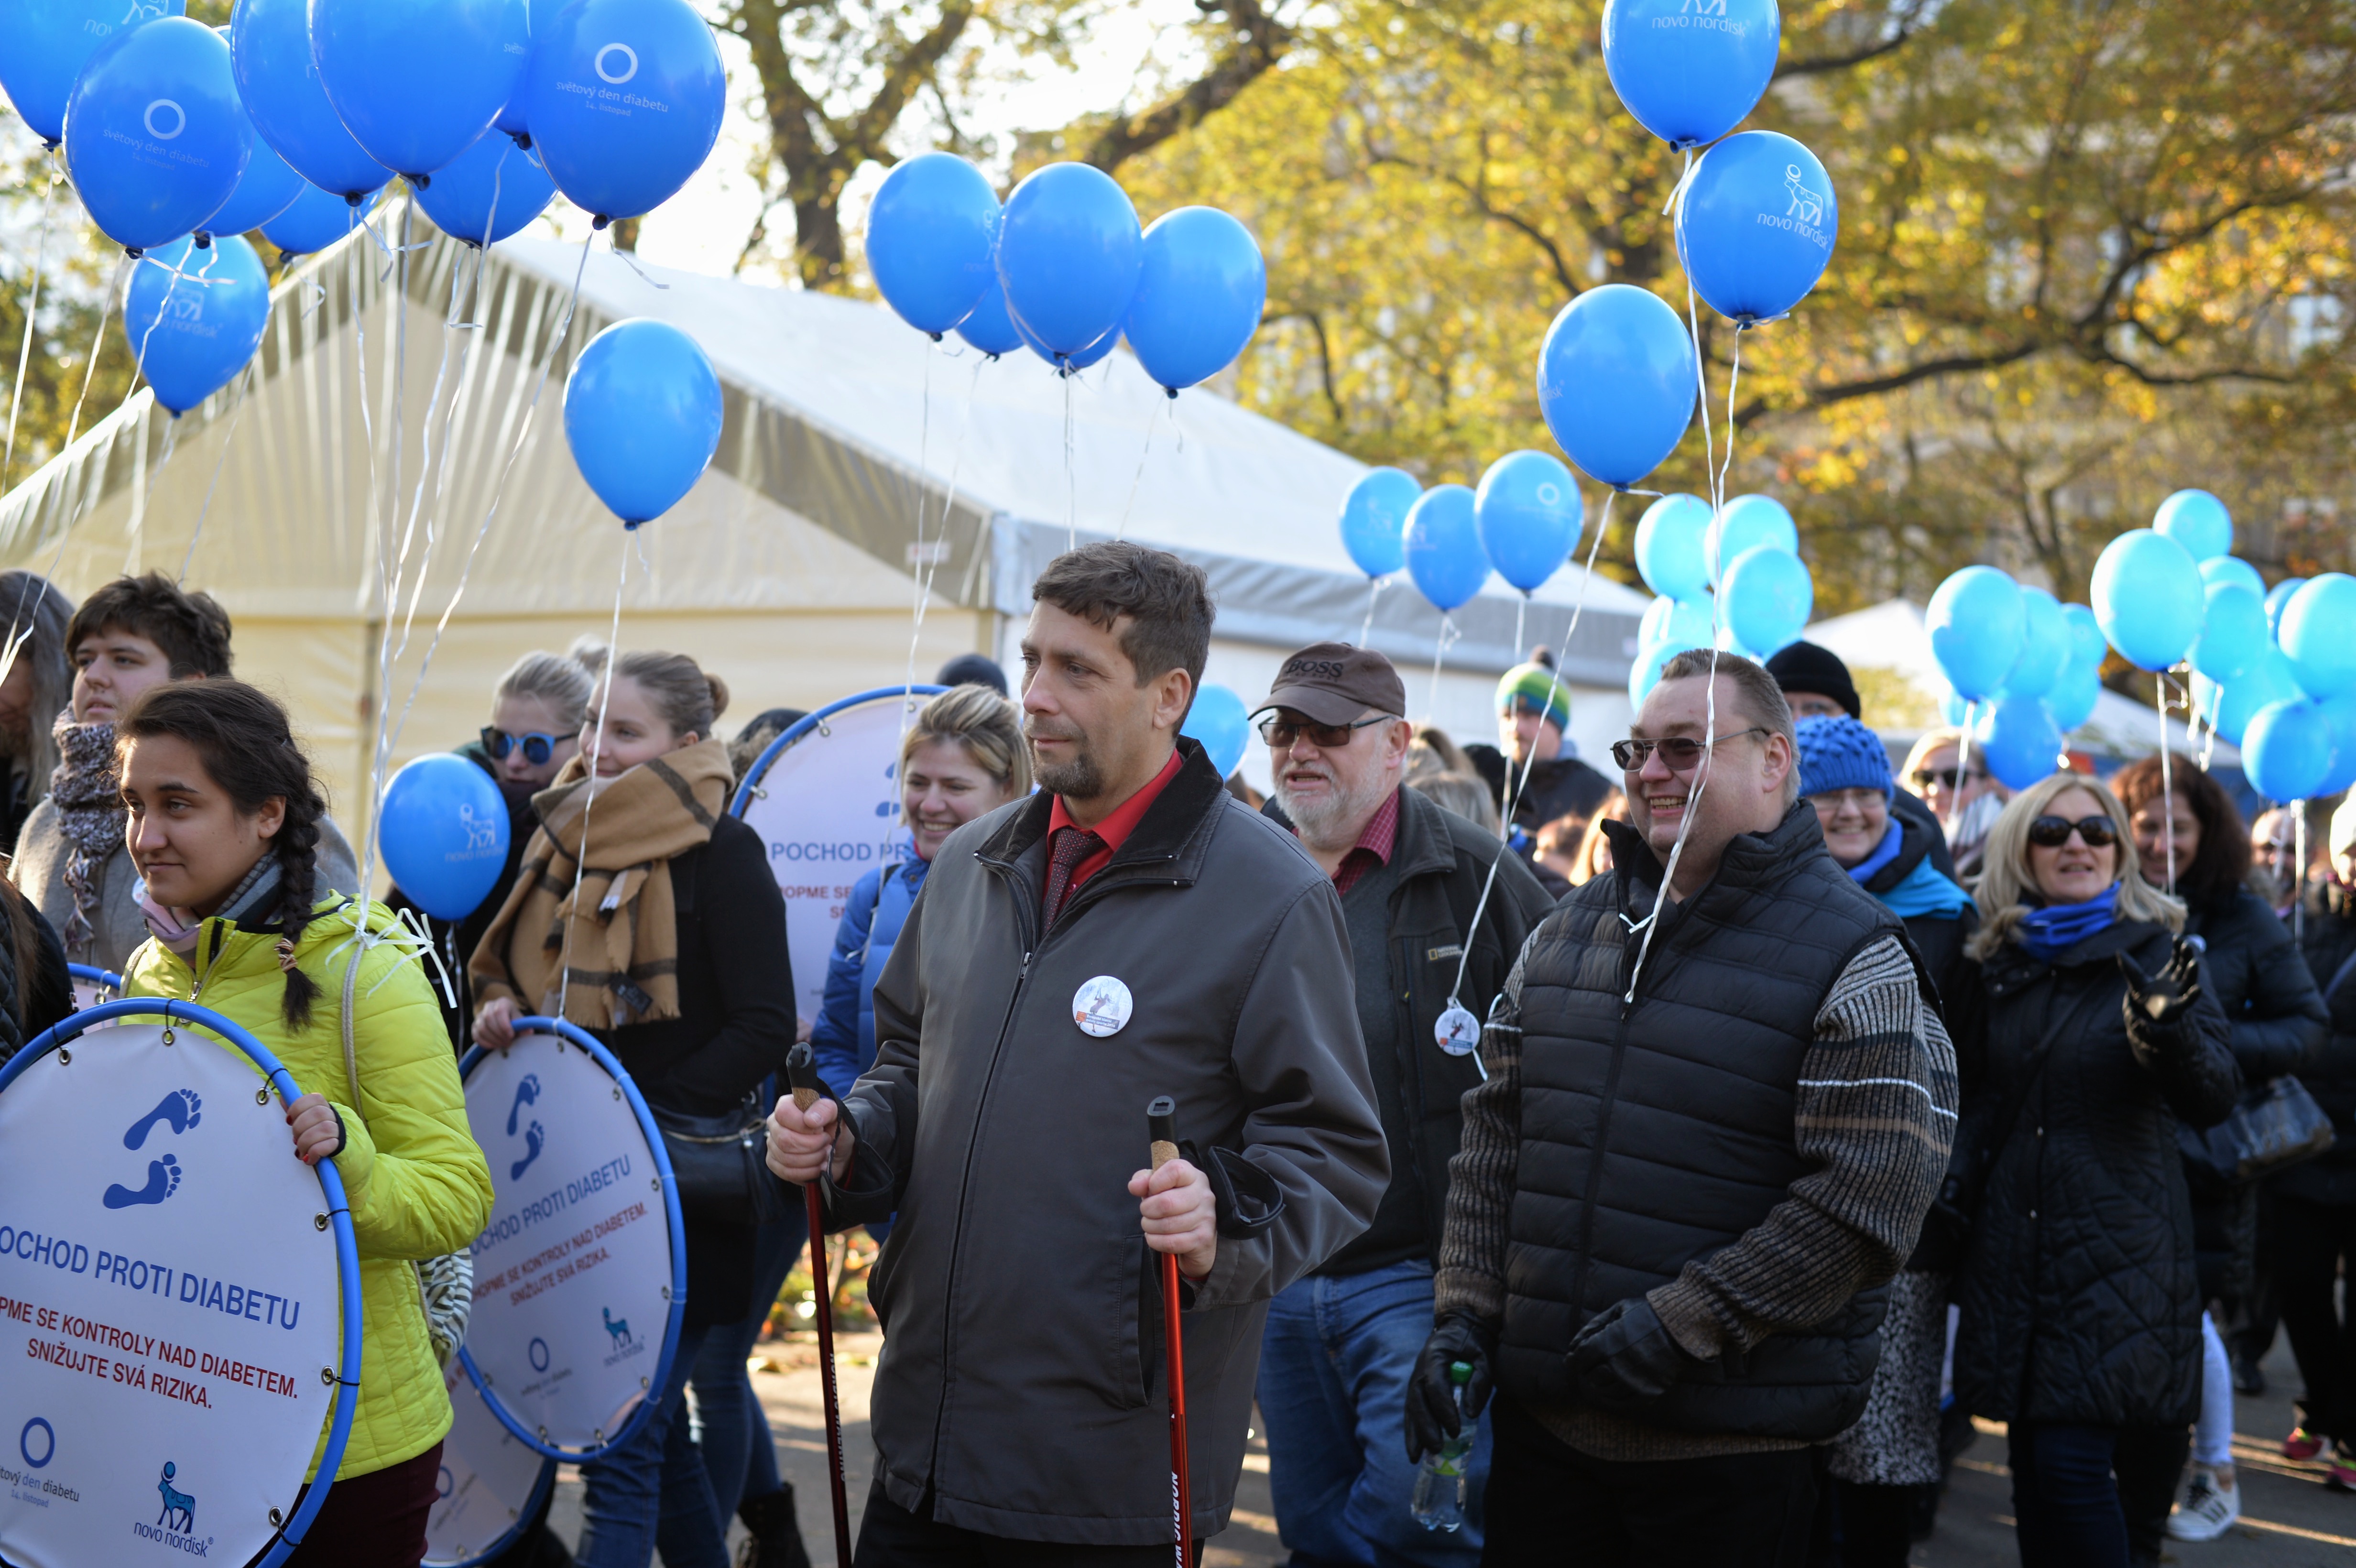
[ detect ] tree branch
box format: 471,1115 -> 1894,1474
1774,0 -> 1931,79
1082,0 -> 1295,171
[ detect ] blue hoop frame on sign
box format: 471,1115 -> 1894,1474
454,1017 -> 689,1464
0,998 -> 366,1568
425,1451 -> 557,1568
66,961 -> 125,995
728,684 -> 949,817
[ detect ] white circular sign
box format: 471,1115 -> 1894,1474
424,1356 -> 553,1566
143,99 -> 185,141
594,43 -> 639,84
1434,1004 -> 1482,1056
1072,976 -> 1133,1038
459,1033 -> 678,1455
0,1024 -> 344,1568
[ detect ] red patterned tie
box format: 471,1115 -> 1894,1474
1042,827 -> 1106,929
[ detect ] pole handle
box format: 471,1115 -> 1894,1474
1147,1093 -> 1178,1170
787,1040 -> 821,1112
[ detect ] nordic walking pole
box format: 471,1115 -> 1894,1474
788,1043 -> 855,1568
1147,1096 -> 1193,1568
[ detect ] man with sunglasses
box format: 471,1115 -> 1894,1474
1409,649 -> 1956,1566
1248,643 -> 1553,1568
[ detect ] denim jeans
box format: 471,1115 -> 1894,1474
578,1321 -> 728,1568
1256,1258 -> 1486,1568
2007,1422 -> 2187,1568
691,1203 -> 810,1518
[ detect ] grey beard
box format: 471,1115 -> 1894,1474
1032,748 -> 1103,802
1276,769 -> 1392,851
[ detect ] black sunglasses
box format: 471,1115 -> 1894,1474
481,726 -> 579,766
1611,728 -> 1770,775
1257,714 -> 1394,749
1909,765 -> 1987,791
2028,814 -> 2117,849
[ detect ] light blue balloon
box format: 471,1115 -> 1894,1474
230,0 -> 392,198
1181,684 -> 1250,781
380,752 -> 511,920
2047,662 -> 2101,733
1939,686 -> 1971,727
1927,566 -> 2024,701
199,114 -> 301,237
867,152 -> 1001,338
1125,207 -> 1266,394
1340,468 -> 1420,579
1675,130 -> 1836,326
2317,691 -> 2356,798
311,0 -> 527,178
1639,593 -> 1715,654
2266,576 -> 2306,637
562,318 -> 721,526
2002,587 -> 2068,699
2199,555 -> 2266,599
2279,573 -> 2356,701
522,0 -> 724,222
1475,450 -> 1582,593
1630,640 -> 1678,708
953,276 -> 1025,358
495,0 -> 539,137
2090,528 -> 2203,672
1535,283 -> 1696,490
1012,312 -> 1114,374
2061,601 -> 2106,672
1972,695 -> 2063,792
414,127 -> 554,245
997,162 -> 1142,359
1722,543 -> 1811,655
1599,0 -> 1780,152
124,235 -> 269,415
1403,485 -> 1489,613
260,177 -> 380,254
64,17 -> 249,253
2196,649 -> 2302,748
2188,582 -> 2269,686
2153,488 -> 2231,562
1635,493 -> 1711,601
2243,699 -> 2335,804
1705,493 -> 1798,588
0,0 -> 185,146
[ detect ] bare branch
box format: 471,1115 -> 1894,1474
1082,0 -> 1295,172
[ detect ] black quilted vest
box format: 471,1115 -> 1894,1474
1501,804 -> 1907,1439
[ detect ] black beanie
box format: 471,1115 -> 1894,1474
1764,640 -> 1861,720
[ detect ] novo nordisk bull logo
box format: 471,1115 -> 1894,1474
1755,165 -> 1832,249
1784,165 -> 1826,226
601,1306 -> 644,1366
154,1462 -> 193,1532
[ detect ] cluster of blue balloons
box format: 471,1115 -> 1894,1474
1925,565 -> 2104,789
379,752 -> 512,919
562,317 -> 721,527
1336,451 -> 1588,616
865,152 -> 1267,396
1625,491 -> 1813,705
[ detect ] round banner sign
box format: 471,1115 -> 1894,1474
0,1010 -> 356,1568
458,1023 -> 683,1459
423,1355 -> 554,1567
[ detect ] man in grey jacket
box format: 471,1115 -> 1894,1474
768,541 -> 1389,1561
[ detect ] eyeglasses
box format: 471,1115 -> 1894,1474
1611,728 -> 1770,775
1909,766 -> 1987,791
2028,814 -> 2118,849
481,726 -> 579,766
1257,714 -> 1394,749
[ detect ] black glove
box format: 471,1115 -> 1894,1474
1565,1296 -> 1693,1411
2118,937 -> 2202,1028
1405,1314 -> 1495,1463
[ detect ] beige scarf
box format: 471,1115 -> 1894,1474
469,738 -> 734,1030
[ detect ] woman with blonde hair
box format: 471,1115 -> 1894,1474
1942,771 -> 2238,1568
1901,725 -> 2008,879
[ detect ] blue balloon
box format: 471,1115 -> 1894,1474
1630,640 -> 1679,708
2047,662 -> 2101,733
494,0 -> 540,137
2153,488 -> 2231,562
1704,493 -> 1798,588
2188,582 -> 2269,686
2194,649 -> 2302,749
1639,593 -> 1715,654
0,0 -> 185,146
868,152 -> 1001,338
1403,485 -> 1489,613
1535,283 -> 1696,489
2243,699 -> 2336,804
1181,684 -> 1250,781
1124,207 -> 1266,394
997,162 -> 1142,359
2002,587 -> 2068,699
2090,528 -> 2204,672
2061,601 -> 2106,672
199,114 -> 301,237
952,276 -> 1025,358
1635,493 -> 1711,602
2265,576 -> 2306,637
64,17 -> 249,253
311,0 -> 527,178
230,0 -> 392,198
380,752 -> 512,920
1675,130 -> 1836,326
1475,450 -> 1582,593
1722,544 -> 1811,655
1972,695 -> 2064,792
2317,691 -> 2356,799
414,127 -> 554,245
2279,574 -> 2356,701
260,178 -> 380,254
1939,686 -> 1971,726
1340,468 -> 1419,579
563,318 -> 721,525
1600,0 -> 1780,152
124,235 -> 270,415
522,0 -> 724,222
2198,555 -> 2266,599
1012,312 -> 1114,374
1927,566 -> 2024,701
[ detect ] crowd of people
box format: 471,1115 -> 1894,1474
0,544 -> 2350,1568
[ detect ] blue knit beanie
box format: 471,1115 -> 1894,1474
1794,715 -> 1893,800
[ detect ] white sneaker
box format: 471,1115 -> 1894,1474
2167,1463 -> 2240,1542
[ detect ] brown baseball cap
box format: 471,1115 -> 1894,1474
1253,642 -> 1408,726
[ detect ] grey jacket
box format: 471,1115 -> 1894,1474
825,739 -> 1389,1545
11,795 -> 362,974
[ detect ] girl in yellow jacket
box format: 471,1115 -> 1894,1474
118,679 -> 495,1568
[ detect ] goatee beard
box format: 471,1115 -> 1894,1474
1033,750 -> 1103,802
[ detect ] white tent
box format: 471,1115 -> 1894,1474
0,212 -> 1647,837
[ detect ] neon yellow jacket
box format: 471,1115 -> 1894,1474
125,895 -> 495,1480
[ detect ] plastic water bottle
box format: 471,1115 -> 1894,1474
1410,1361 -> 1473,1532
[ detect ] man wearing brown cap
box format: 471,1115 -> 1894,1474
1250,642 -> 1555,1566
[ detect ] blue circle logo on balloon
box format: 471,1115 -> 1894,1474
416,126 -> 557,246
1600,0 -> 1781,151
1180,684 -> 1250,782
1403,486 -> 1490,612
563,319 -> 722,527
1536,284 -> 1696,490
1125,207 -> 1266,395
1675,130 -> 1836,326
868,152 -> 1002,339
64,17 -> 250,253
310,0 -> 529,180
232,0 -> 392,199
520,0 -> 725,223
381,753 -> 513,920
0,0 -> 187,147
124,236 -> 271,416
1340,468 -> 1420,580
998,162 -> 1143,360
2090,528 -> 2203,673
1475,451 -> 1582,594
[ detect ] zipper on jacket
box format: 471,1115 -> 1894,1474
190,921 -> 228,1002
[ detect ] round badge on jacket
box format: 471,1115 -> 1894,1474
1073,976 -> 1134,1037
1435,1004 -> 1482,1056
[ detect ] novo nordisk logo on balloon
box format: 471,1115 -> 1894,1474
1756,164 -> 1831,249
1656,0 -> 1750,38
554,43 -> 673,114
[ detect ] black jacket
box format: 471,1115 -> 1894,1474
1857,809 -> 1978,1016
1889,787 -> 1960,883
1950,919 -> 2238,1426
0,887 -> 72,1067
388,740 -> 541,1053
2283,886 -> 2356,1208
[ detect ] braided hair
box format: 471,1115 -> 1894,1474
116,681 -> 329,1029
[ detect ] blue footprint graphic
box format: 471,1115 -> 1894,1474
124,1090 -> 202,1150
510,1121 -> 545,1182
506,1075 -> 542,1137
104,1153 -> 182,1209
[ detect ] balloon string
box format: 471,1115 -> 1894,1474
899,351 -> 983,774
1063,373 -> 1077,553
1949,701 -> 1975,834
179,357 -> 260,581
2293,803 -> 2306,948
1,149 -> 59,494
358,199 -> 418,897
1114,397 -> 1165,540
2157,672 -> 2176,891
556,530 -> 632,1025
384,235 -> 473,680
10,255 -> 129,648
1425,614 -> 1461,724
1714,326 -> 1746,510
1358,577 -> 1386,646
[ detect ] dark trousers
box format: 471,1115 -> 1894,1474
283,1441 -> 444,1568
852,1479 -> 1202,1567
1481,1395 -> 1819,1568
2006,1422 -> 2186,1568
2276,1194 -> 2356,1440
1808,1478 -> 1917,1568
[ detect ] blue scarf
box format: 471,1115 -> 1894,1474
2018,884 -> 2120,962
1877,854 -> 1975,921
1845,820 -> 1905,887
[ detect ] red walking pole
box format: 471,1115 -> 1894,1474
1147,1096 -> 1193,1568
788,1043 -> 855,1568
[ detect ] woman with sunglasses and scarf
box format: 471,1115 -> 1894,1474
1945,773 -> 2237,1568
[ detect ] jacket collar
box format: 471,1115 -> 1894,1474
978,736 -> 1229,890
1985,914 -> 2164,984
1389,784 -> 1466,882
1602,799 -> 1829,914
1862,810 -> 1934,897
